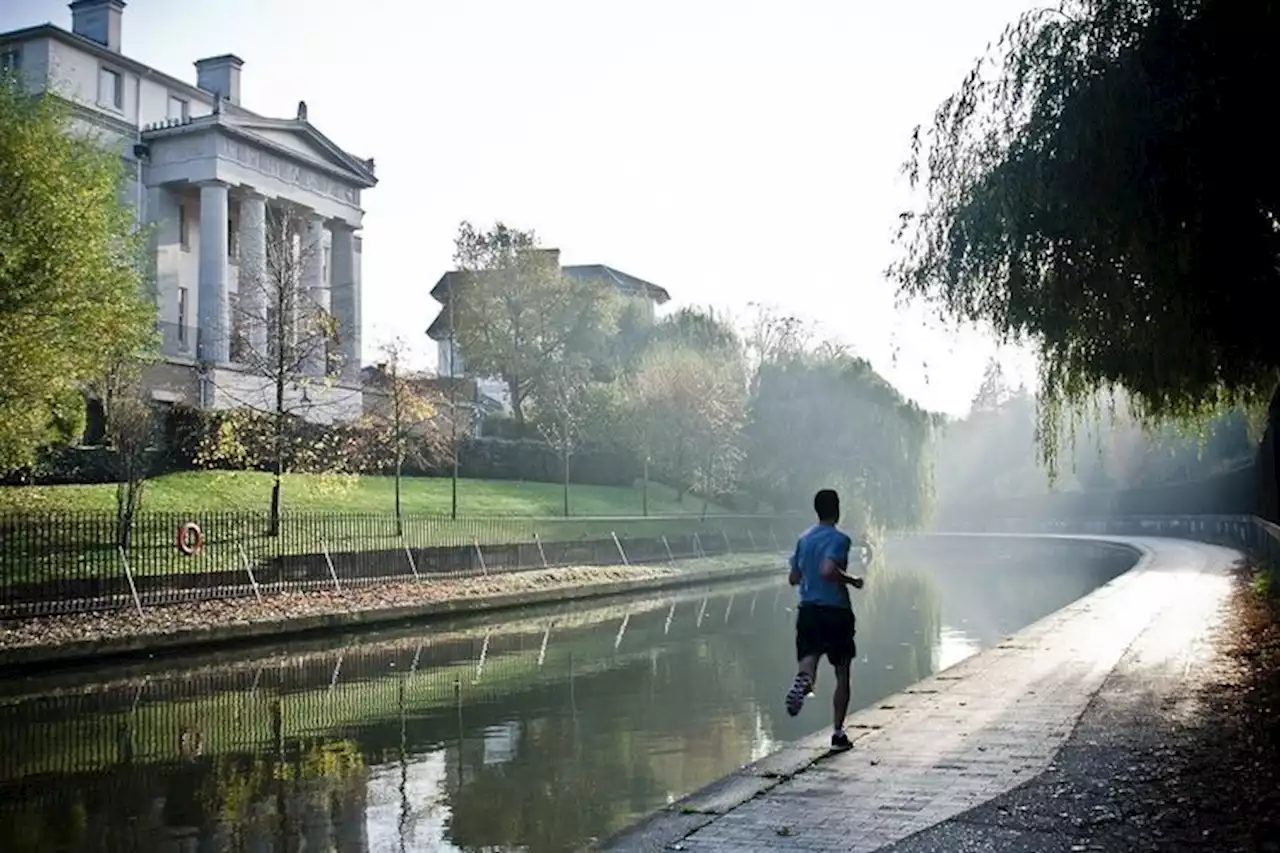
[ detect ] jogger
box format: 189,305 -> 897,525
785,489 -> 866,751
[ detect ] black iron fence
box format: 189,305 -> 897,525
0,511 -> 799,619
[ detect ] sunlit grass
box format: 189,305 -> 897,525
0,470 -> 724,517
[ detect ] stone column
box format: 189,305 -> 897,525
301,213 -> 328,377
238,190 -> 268,361
197,180 -> 230,364
329,222 -> 359,382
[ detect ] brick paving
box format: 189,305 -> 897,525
603,536 -> 1241,853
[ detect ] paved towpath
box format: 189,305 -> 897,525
603,536 -> 1242,852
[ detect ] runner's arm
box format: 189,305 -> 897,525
820,535 -> 864,588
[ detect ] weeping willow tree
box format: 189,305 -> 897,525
743,351 -> 935,531
892,0 -> 1280,514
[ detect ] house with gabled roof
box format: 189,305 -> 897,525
426,249 -> 670,414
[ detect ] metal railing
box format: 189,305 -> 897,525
0,511 -> 799,619
942,513 -> 1280,567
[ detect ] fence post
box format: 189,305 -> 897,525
770,528 -> 781,551
611,531 -> 630,567
661,535 -> 676,566
473,538 -> 488,575
721,528 -> 732,554
118,546 -> 143,616
238,543 -> 263,603
693,532 -> 706,558
534,532 -> 549,569
404,542 -> 421,582
321,541 -> 342,594
747,529 -> 757,551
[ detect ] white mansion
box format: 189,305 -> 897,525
0,0 -> 376,423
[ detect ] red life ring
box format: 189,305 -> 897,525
177,522 -> 204,556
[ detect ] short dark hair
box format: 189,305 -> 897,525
814,489 -> 840,522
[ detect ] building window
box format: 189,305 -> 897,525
167,95 -> 188,121
98,66 -> 123,110
176,287 -> 189,348
0,48 -> 20,73
323,246 -> 331,286
178,203 -> 190,251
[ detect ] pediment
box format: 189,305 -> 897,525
228,118 -> 376,187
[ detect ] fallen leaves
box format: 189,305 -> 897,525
0,561 -> 707,652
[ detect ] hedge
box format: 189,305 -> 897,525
5,406 -> 640,489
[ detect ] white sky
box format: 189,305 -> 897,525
5,0 -> 1042,417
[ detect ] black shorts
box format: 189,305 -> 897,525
795,604 -> 856,666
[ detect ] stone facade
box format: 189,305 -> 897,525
0,1 -> 376,424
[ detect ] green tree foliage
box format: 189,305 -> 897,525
0,74 -> 153,471
743,350 -> 935,530
892,0 -> 1279,483
449,222 -> 619,426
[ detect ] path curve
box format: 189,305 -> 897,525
602,535 -> 1241,852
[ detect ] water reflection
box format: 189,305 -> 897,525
0,550 -> 1120,852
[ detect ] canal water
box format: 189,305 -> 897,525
0,545 -> 1126,852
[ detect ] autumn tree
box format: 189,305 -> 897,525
0,73 -> 153,471
90,351 -> 159,550
362,339 -> 446,534
210,206 -> 352,534
891,0 -> 1280,514
446,221 -> 619,427
533,356 -> 593,517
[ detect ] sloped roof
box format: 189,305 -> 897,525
563,264 -> 670,304
426,263 -> 669,340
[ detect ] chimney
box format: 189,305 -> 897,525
195,54 -> 244,106
69,0 -> 125,53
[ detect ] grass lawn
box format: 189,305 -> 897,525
0,470 -> 723,517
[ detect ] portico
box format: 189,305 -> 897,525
140,107 -> 375,420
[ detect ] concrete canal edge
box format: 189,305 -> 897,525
597,534 -> 1151,852
0,562 -> 784,676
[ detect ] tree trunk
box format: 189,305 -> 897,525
270,311 -> 286,538
509,377 -> 525,428
269,409 -> 283,538
642,453 -> 650,517
563,445 -> 571,518
395,456 -> 404,536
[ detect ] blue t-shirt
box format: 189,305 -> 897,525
790,524 -> 853,609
